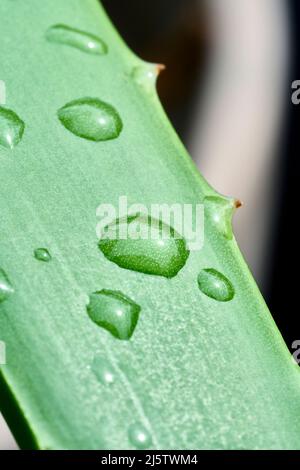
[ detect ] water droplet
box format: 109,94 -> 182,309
46,24 -> 108,55
98,214 -> 189,278
86,289 -> 140,340
128,423 -> 152,449
34,248 -> 52,262
0,106 -> 25,149
205,196 -> 241,240
197,268 -> 234,302
132,63 -> 165,92
57,97 -> 123,141
0,268 -> 14,302
92,355 -> 115,385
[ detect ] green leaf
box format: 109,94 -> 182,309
1,0 -> 300,450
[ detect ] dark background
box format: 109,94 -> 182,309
268,0 -> 299,355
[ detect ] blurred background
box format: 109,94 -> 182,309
1,0 -> 299,449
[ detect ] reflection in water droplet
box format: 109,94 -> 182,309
197,268 -> 234,302
0,268 -> 14,303
87,289 -> 140,340
46,24 -> 108,55
132,63 -> 165,92
92,355 -> 115,385
57,97 -> 123,141
128,422 -> 152,449
98,214 -> 189,278
0,106 -> 25,149
34,248 -> 52,262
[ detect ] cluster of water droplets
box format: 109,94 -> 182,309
0,23 -> 170,150
0,21 -> 238,449
84,206 -> 235,447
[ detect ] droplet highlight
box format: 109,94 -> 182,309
128,423 -> 152,449
197,268 -> 234,302
92,355 -> 115,385
46,24 -> 108,55
205,196 -> 241,240
57,97 -> 123,141
98,214 -> 189,278
34,248 -> 52,262
86,289 -> 140,340
0,106 -> 25,149
0,268 -> 14,303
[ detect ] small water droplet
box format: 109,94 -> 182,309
46,24 -> 108,55
205,196 -> 240,240
132,63 -> 165,92
0,268 -> 14,302
98,214 -> 189,278
34,248 -> 52,262
197,268 -> 234,302
86,289 -> 140,340
0,106 -> 25,149
57,97 -> 123,141
128,423 -> 152,449
92,355 -> 115,385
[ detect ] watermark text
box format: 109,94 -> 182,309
96,196 -> 204,251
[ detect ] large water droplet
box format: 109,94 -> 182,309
46,24 -> 108,55
0,268 -> 14,302
0,106 -> 25,149
98,214 -> 189,278
34,248 -> 51,262
86,289 -> 140,340
128,423 -> 152,449
197,268 -> 234,302
92,355 -> 115,385
57,98 -> 123,141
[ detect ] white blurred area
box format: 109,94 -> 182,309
0,414 -> 17,450
191,0 -> 289,288
0,0 -> 290,450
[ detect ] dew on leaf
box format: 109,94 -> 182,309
86,289 -> 140,340
34,248 -> 52,262
98,213 -> 189,278
46,24 -> 108,55
92,355 -> 115,385
57,98 -> 123,141
0,106 -> 25,149
128,422 -> 152,449
197,268 -> 235,302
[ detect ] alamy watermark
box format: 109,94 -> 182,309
291,80 -> 300,105
291,340 -> 300,364
0,341 -> 6,365
96,196 -> 204,251
0,80 -> 6,105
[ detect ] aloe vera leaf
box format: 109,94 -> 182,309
0,0 -> 300,450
